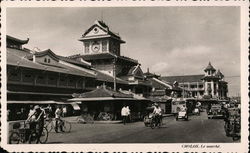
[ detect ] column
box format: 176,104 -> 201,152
211,81 -> 214,97
204,81 -> 207,95
216,83 -> 219,97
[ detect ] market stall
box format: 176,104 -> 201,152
69,85 -> 150,121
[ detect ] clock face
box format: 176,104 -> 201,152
92,42 -> 100,53
93,28 -> 99,34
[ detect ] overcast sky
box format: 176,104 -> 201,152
6,7 -> 240,96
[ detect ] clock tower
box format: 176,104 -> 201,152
79,20 -> 125,56
76,20 -> 151,95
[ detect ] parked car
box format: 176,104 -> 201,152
208,104 -> 223,119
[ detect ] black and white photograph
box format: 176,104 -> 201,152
1,2 -> 249,153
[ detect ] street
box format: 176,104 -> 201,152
46,111 -> 234,143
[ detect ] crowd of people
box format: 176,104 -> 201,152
24,105 -> 67,135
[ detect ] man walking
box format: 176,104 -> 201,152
121,105 -> 127,125
55,105 -> 64,133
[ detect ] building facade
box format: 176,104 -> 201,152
6,20 -> 153,120
160,62 -> 228,100
70,20 -> 152,96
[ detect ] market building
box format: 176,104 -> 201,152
160,62 -> 228,100
6,20 -> 153,121
6,35 -> 130,121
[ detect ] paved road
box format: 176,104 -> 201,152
47,111 -> 234,143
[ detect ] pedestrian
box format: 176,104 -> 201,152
55,105 -> 64,133
47,104 -> 53,118
62,106 -> 67,117
126,106 -> 131,122
28,105 -> 35,121
121,105 -> 127,125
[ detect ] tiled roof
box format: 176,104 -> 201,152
150,90 -> 166,96
81,53 -> 138,65
94,70 -> 128,84
81,53 -> 115,61
7,48 -> 95,78
82,20 -> 122,40
57,55 -> 91,68
127,65 -> 142,76
204,62 -> 216,72
73,85 -> 133,98
127,66 -> 137,75
149,78 -> 171,90
160,74 -> 204,84
215,69 -> 224,78
201,75 -> 220,80
7,35 -> 29,44
144,72 -> 160,78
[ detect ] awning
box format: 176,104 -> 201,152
7,100 -> 63,104
7,100 -> 81,104
71,102 -> 81,110
68,97 -> 134,102
7,90 -> 72,97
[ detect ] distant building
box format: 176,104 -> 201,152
143,68 -> 182,113
160,62 -> 228,100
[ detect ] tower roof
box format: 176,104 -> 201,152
215,69 -> 224,78
80,20 -> 125,43
204,62 -> 216,72
7,35 -> 29,45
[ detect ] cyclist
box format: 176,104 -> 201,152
153,103 -> 162,126
26,105 -> 45,141
55,105 -> 64,133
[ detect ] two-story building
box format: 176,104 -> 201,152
160,62 -> 228,100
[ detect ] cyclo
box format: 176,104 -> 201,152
143,106 -> 162,129
9,120 -> 48,144
224,107 -> 240,141
172,99 -> 188,121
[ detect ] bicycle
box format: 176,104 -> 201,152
9,121 -> 48,144
45,118 -> 71,133
150,115 -> 162,129
44,118 -> 55,132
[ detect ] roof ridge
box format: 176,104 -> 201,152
161,74 -> 204,77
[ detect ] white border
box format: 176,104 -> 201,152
1,1 -> 249,152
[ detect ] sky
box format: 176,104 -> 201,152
6,7 -> 240,96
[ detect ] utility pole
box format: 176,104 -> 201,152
113,55 -> 117,91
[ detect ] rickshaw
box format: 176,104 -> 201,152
193,107 -> 200,115
172,99 -> 188,121
193,101 -> 201,115
143,106 -> 161,129
9,121 -> 48,144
